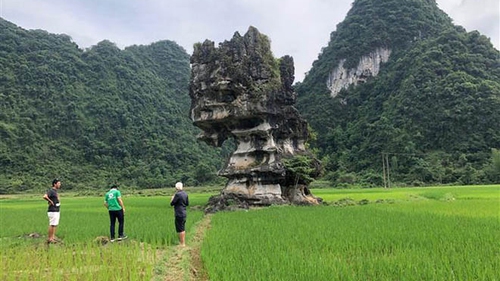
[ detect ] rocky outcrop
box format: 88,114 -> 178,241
327,47 -> 391,98
189,26 -> 321,208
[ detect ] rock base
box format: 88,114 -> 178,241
204,190 -> 322,214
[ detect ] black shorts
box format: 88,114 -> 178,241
175,216 -> 186,233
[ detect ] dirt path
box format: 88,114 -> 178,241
159,214 -> 212,281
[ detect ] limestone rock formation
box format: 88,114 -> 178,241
189,26 -> 321,209
327,47 -> 391,98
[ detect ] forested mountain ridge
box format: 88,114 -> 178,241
0,18 -> 222,192
296,0 -> 500,186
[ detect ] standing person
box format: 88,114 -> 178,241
104,184 -> 127,242
43,179 -> 61,244
170,182 -> 189,246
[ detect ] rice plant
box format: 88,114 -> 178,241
202,186 -> 500,281
0,193 -> 207,280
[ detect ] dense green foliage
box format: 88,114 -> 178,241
0,18 -> 225,193
296,0 -> 500,186
2,0 -> 499,192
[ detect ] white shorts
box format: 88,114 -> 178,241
48,212 -> 60,226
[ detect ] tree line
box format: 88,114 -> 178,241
0,18 -> 227,193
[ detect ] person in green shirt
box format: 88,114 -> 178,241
104,184 -> 127,242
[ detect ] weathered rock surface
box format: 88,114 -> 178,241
327,47 -> 391,98
189,26 -> 321,208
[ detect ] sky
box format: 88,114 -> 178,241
1,0 -> 498,83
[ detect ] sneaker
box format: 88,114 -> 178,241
117,235 -> 128,241
110,238 -> 115,242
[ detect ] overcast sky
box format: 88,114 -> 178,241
1,0 -> 498,82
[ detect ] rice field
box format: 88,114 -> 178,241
1,185 -> 499,280
0,193 -> 209,280
202,185 -> 500,281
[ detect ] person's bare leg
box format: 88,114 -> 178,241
179,231 -> 186,246
48,226 -> 55,242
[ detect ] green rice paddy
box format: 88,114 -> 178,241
1,185 -> 499,280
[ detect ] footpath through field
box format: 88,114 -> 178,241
156,214 -> 211,281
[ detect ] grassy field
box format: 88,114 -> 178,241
1,185 -> 499,280
0,191 -> 213,280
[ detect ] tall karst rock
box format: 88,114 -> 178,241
296,0 -> 500,185
190,27 -> 321,208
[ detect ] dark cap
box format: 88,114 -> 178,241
52,178 -> 61,186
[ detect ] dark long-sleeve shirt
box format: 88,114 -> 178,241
170,191 -> 189,217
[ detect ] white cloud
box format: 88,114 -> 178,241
1,0 -> 498,82
441,0 -> 499,48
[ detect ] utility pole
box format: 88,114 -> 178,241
382,153 -> 387,188
385,153 -> 391,188
382,152 -> 391,188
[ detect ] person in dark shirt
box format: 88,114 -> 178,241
170,182 -> 189,246
43,179 -> 61,244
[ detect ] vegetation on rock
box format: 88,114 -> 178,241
296,0 -> 500,187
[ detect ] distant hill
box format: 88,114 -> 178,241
296,0 -> 500,186
0,18 -> 225,192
